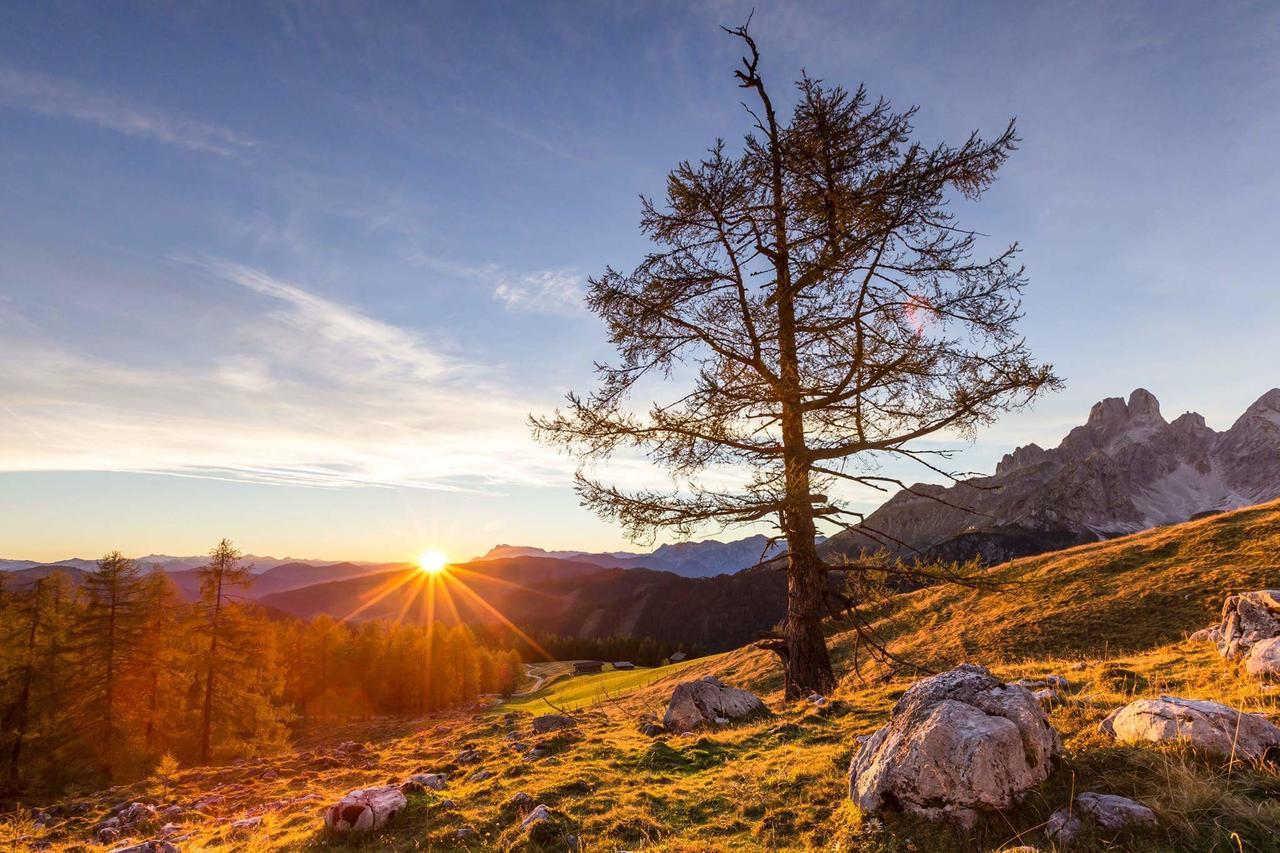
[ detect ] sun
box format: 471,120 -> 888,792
417,549 -> 448,575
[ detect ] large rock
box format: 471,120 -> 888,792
1100,695 -> 1280,761
531,713 -> 577,734
1245,636 -> 1280,681
1205,590 -> 1280,659
1045,792 -> 1158,846
849,664 -> 1062,827
324,786 -> 407,833
662,676 -> 768,733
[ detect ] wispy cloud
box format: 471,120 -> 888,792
209,260 -> 448,378
0,68 -> 258,157
0,264 -> 567,491
493,270 -> 585,315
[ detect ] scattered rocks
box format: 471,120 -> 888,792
401,772 -> 448,793
455,748 -> 483,765
1045,792 -> 1158,845
190,795 -> 226,813
455,826 -> 477,840
509,791 -> 534,811
110,842 -> 180,853
229,816 -> 262,833
467,769 -> 493,783
1204,590 -> 1280,659
1033,688 -> 1059,705
531,713 -> 577,734
849,663 -> 1062,827
1100,695 -> 1280,760
324,786 -> 408,833
1246,636 -> 1280,681
260,768 -> 279,780
662,676 -> 769,733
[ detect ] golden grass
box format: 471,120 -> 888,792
10,500 -> 1280,851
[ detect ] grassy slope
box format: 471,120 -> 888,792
503,659 -> 714,714
11,501 -> 1280,852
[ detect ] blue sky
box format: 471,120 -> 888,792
2,1 -> 1278,562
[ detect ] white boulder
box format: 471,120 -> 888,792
1045,792 -> 1158,845
324,786 -> 407,833
662,676 -> 768,733
849,664 -> 1062,827
1245,636 -> 1280,681
1100,695 -> 1280,761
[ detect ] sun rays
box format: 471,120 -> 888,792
336,550 -> 554,664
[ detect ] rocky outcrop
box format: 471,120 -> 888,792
324,786 -> 407,833
1204,590 -> 1280,659
848,664 -> 1061,826
1045,792 -> 1158,846
1246,637 -> 1280,681
1100,696 -> 1280,761
827,388 -> 1280,565
662,676 -> 769,733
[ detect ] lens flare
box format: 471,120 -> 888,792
417,549 -> 448,574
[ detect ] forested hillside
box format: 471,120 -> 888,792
0,543 -> 521,797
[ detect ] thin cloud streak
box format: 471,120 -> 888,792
0,68 -> 258,157
493,270 -> 585,315
0,264 -> 568,491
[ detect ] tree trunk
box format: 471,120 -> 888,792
779,405 -> 837,699
200,571 -> 224,765
7,582 -> 42,788
747,54 -> 838,700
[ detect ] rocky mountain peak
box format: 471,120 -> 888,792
1245,388 -> 1280,418
1126,387 -> 1163,420
828,388 -> 1280,567
1086,388 -> 1164,428
995,442 -> 1047,476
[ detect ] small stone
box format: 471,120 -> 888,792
520,803 -> 552,830
1045,792 -> 1158,845
230,816 -> 262,833
467,769 -> 493,783
401,772 -> 447,793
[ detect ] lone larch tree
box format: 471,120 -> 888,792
534,24 -> 1058,697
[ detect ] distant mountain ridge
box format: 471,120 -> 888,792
0,554 -> 370,573
826,388 -> 1280,565
479,533 -> 824,578
258,555 -> 790,652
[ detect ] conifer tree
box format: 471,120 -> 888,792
195,539 -> 254,763
71,552 -> 149,780
534,23 -> 1058,696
